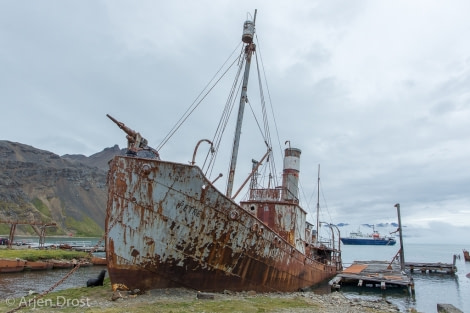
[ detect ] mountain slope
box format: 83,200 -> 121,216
0,140 -> 122,236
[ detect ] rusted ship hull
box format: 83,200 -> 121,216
106,156 -> 337,292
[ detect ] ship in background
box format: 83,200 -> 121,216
105,10 -> 342,292
340,227 -> 396,246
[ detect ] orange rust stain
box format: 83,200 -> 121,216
109,239 -> 116,263
342,264 -> 368,274
384,275 -> 404,280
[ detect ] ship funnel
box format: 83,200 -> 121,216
242,19 -> 255,43
282,148 -> 301,201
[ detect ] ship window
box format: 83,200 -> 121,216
250,206 -> 255,211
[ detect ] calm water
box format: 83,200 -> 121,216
338,243 -> 470,313
0,266 -> 106,297
0,237 -> 105,298
1,240 -> 469,312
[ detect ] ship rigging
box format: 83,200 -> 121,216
105,10 -> 341,292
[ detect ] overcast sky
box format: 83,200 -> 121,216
1,1 -> 469,244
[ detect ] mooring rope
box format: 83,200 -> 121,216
6,218 -> 118,313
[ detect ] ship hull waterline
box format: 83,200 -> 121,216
105,156 -> 337,292
340,238 -> 396,246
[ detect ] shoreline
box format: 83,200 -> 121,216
0,235 -> 102,238
0,248 -> 94,273
0,281 -> 403,313
0,248 -> 404,312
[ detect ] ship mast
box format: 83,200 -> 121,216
316,164 -> 320,245
226,10 -> 257,198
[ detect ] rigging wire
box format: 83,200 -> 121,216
254,52 -> 271,148
300,180 -> 313,216
207,77 -> 243,178
303,173 -> 334,226
320,181 -> 333,223
246,98 -> 268,148
254,33 -> 282,184
204,49 -> 245,177
156,42 -> 242,152
156,32 -> 284,196
245,94 -> 275,189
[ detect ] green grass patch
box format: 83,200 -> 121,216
65,216 -> 103,237
0,224 -> 10,234
0,249 -> 89,261
45,226 -> 67,236
0,278 -> 113,313
32,198 -> 52,218
140,296 -> 316,313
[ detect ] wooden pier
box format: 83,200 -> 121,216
329,256 -> 457,294
329,204 -> 457,296
405,261 -> 457,274
329,260 -> 415,294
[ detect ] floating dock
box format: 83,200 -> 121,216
329,260 -> 415,294
405,261 -> 457,274
404,253 -> 458,274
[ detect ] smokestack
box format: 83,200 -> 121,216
282,148 -> 301,201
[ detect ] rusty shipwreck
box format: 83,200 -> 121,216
105,11 -> 342,292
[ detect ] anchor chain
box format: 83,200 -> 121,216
6,218 -> 118,313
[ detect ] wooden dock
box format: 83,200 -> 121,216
328,205 -> 457,296
329,260 -> 415,294
405,254 -> 458,274
406,261 -> 456,274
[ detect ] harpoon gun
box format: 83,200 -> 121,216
106,114 -> 159,158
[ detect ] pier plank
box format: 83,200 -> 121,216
329,260 -> 414,292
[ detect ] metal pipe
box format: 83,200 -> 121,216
191,139 -> 213,165
330,223 -> 341,253
319,221 -> 333,250
394,203 -> 405,272
329,223 -> 342,271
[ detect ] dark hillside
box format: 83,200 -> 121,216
0,141 -> 122,236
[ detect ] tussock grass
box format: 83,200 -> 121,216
0,249 -> 89,261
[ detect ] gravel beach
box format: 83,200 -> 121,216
90,288 -> 401,313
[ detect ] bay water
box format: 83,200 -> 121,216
1,239 -> 469,312
339,243 -> 470,313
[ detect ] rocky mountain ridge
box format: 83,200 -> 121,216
0,140 -> 125,237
